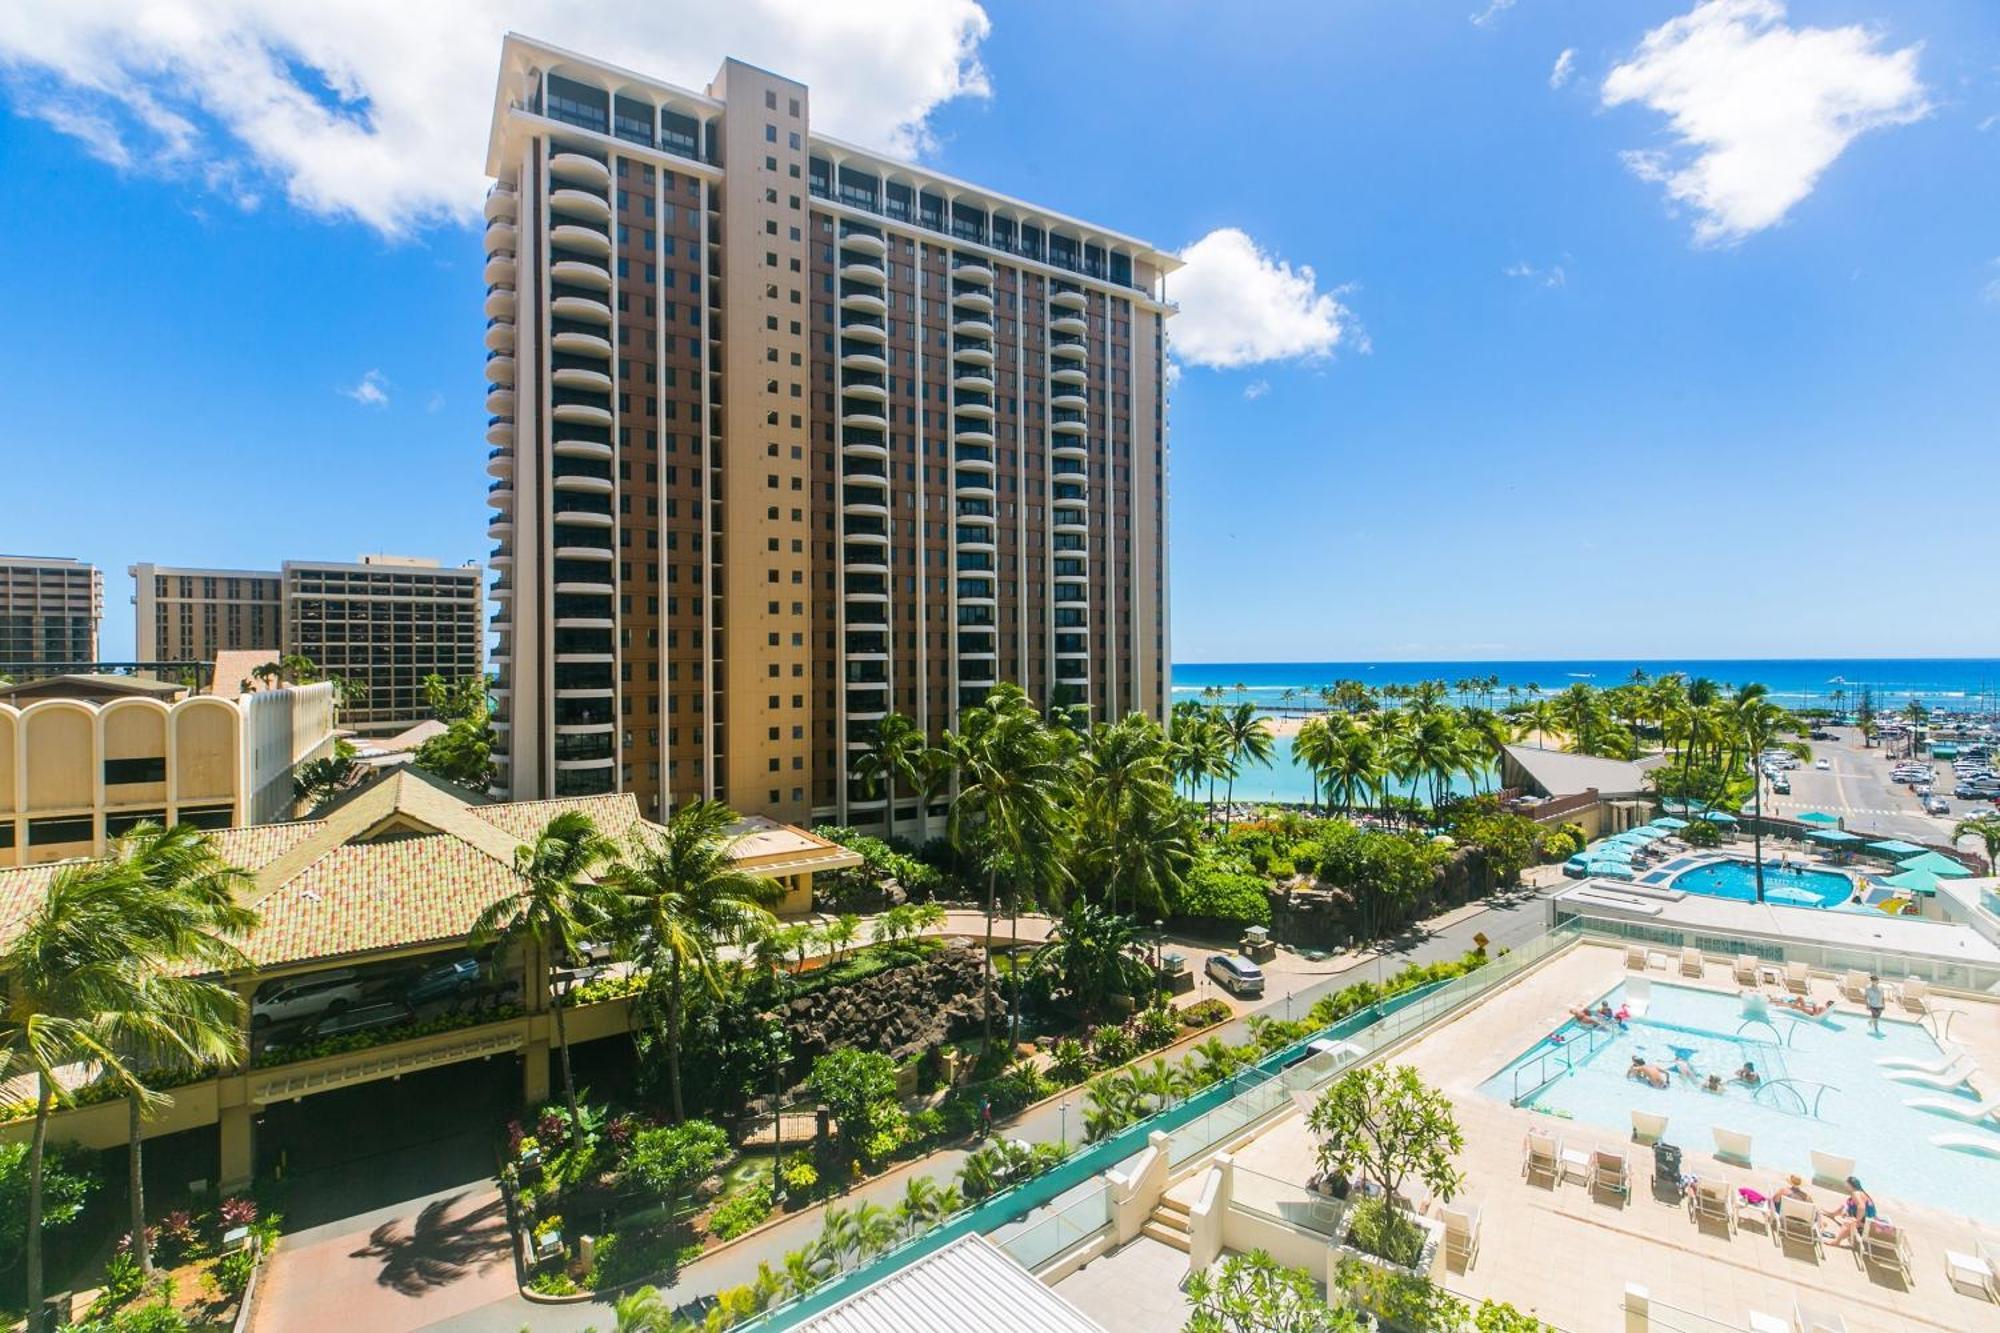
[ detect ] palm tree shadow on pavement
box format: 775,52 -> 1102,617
348,1191 -> 513,1297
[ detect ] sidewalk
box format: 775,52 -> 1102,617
421,883 -> 1553,1330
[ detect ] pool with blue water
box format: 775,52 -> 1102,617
1476,980 -> 2000,1222
1670,858 -> 1855,909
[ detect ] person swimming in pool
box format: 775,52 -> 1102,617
1569,1006 -> 1601,1028
1734,1060 -> 1761,1086
1668,1053 -> 1700,1081
1627,1055 -> 1668,1088
1779,993 -> 1835,1018
1703,1073 -> 1724,1094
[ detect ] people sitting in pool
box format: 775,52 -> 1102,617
1733,1060 -> 1761,1086
1703,1073 -> 1725,1095
1627,1055 -> 1668,1088
1820,1178 -> 1876,1247
1569,1005 -> 1601,1028
1777,993 -> 1835,1018
1612,1003 -> 1631,1028
1667,1051 -> 1700,1081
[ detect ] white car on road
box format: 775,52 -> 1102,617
1814,758 -> 1830,770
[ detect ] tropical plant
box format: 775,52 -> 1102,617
625,1118 -> 729,1222
608,799 -> 778,1121
1185,1249 -> 1364,1333
1031,902 -> 1153,1020
1955,815 -> 2000,873
1720,691 -> 1807,902
1215,702 -> 1275,829
410,673 -> 498,792
1306,1065 -> 1464,1267
471,809 -> 620,1131
850,711 -> 934,845
808,1048 -> 899,1161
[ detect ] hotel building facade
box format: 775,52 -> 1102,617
0,554 -> 103,670
483,36 -> 1176,828
131,557 -> 484,735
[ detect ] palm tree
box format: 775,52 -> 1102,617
1722,693 -> 1807,902
1515,697 -> 1560,750
608,800 -> 779,1122
2,858 -> 251,1315
471,809 -> 620,1130
1291,716 -> 1331,811
1954,815 -> 2000,873
108,823 -> 258,1278
1322,724 -> 1382,817
944,684 -> 1067,1054
851,711 -> 929,844
821,912 -> 860,963
896,1173 -> 944,1237
1214,703 -> 1272,828
1031,902 -> 1152,1020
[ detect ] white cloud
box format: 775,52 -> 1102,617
1601,0 -> 1928,245
425,391 -> 445,413
343,369 -> 390,407
1171,228 -> 1357,370
0,1 -> 992,237
1471,0 -> 1517,29
1504,261 -> 1566,288
1242,379 -> 1270,401
1549,48 -> 1576,90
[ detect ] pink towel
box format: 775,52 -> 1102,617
1738,1188 -> 1768,1207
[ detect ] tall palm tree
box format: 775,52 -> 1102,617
1322,724 -> 1381,816
1954,815 -> 2000,874
851,711 -> 929,844
1515,697 -> 1561,750
1212,703 -> 1271,829
609,800 -> 779,1122
109,823 -> 257,1277
1722,693 -> 1807,902
472,809 -> 620,1130
3,858 -> 248,1315
944,684 -> 1066,1053
1290,716 -> 1331,811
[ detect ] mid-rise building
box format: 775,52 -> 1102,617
130,563 -> 284,663
483,36 -> 1176,827
129,557 -> 484,735
0,554 -> 103,669
0,673 -> 335,867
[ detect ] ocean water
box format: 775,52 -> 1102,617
1171,658 -> 2000,805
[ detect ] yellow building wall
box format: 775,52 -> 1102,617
102,700 -> 170,808
23,703 -> 93,809
173,700 -> 239,805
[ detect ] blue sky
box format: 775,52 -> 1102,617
1,0 -> 1995,663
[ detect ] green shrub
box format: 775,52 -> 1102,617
1133,1003 -> 1180,1051
1682,819 -> 1722,848
780,1155 -> 819,1202
709,1179 -> 775,1241
1048,1037 -> 1092,1084
1537,827 -> 1581,861
528,1270 -> 579,1296
1090,1023 -> 1136,1067
1178,998 -> 1232,1028
906,1108 -> 946,1144
1174,862 -> 1272,926
210,1247 -> 256,1299
64,1303 -> 193,1333
0,1140 -> 99,1255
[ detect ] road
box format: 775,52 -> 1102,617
421,884 -> 1556,1330
1759,725 -> 1971,847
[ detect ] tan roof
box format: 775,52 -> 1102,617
209,649 -> 276,699
1502,744 -> 1667,799
0,768 -> 860,971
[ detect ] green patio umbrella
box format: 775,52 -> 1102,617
1583,861 -> 1637,881
1651,816 -> 1690,830
1897,851 -> 1973,878
1588,843 -> 1637,861
1796,811 -> 1842,826
1883,868 -> 1941,894
1866,839 -> 1925,857
1702,811 -> 1738,825
1806,828 -> 1863,845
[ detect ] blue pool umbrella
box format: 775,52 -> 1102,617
1584,861 -> 1637,881
1806,828 -> 1863,845
1702,811 -> 1738,825
1897,851 -> 1973,879
1651,816 -> 1690,830
1867,839 -> 1926,857
1629,826 -> 1670,842
1797,811 -> 1842,826
1589,845 -> 1637,862
1883,868 -> 1941,894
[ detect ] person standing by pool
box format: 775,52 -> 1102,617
1863,975 -> 1885,1033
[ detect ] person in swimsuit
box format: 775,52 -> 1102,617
1734,1061 -> 1760,1086
1821,1178 -> 1876,1247
1627,1055 -> 1668,1088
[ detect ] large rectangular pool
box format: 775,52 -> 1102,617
1476,980 -> 2000,1222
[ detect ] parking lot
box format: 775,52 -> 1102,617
1763,725 -> 1991,847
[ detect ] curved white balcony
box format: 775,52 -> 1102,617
952,316 -> 994,338
842,379 -> 888,402
484,286 -> 516,320
842,554 -> 889,575
487,423 -> 514,453
550,187 -> 611,221
1049,342 -> 1087,366
553,472 -> 614,495
952,261 -> 994,284
1050,438 -> 1087,459
839,260 -> 886,285
551,507 -> 614,529
954,425 -> 996,446
1053,515 -> 1089,533
487,514 -> 513,538
840,350 -> 888,373
953,371 -> 995,394
486,353 -> 515,387
549,152 -> 612,188
550,223 -> 611,256
1051,312 -> 1089,336
484,320 -> 515,353
553,365 -> 613,392
839,317 -> 887,343
554,755 -> 616,772
554,543 -> 615,562
1051,389 -> 1088,411
552,684 -> 615,699
551,293 -> 612,324
484,186 -> 517,223
553,615 -> 615,632
553,437 -> 614,461
486,388 -> 515,417
842,495 -> 891,518
956,532 -> 996,551
552,328 -> 612,358
484,221 -> 517,254
1051,417 -> 1087,437
954,399 -> 995,420
553,577 -> 616,597
1050,287 -> 1088,311
487,480 -> 513,508
483,253 -> 515,287
487,447 -> 513,478
840,230 -> 887,257
488,549 -> 513,567
952,290 -> 994,315
551,258 -> 610,290
955,482 -> 996,501
840,408 -> 890,431
953,344 -> 993,367
553,721 -> 614,739
840,290 -> 888,316
1051,362 -> 1087,385
553,400 -> 613,428
490,582 -> 513,601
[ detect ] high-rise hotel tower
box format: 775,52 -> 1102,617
484,36 -> 1175,828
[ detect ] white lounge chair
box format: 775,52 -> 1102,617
1858,1218 -> 1913,1284
1809,1149 -> 1856,1188
1713,1125 -> 1753,1164
1631,1109 -> 1668,1145
1931,1131 -> 2000,1157
1903,1094 -> 2000,1125
1886,1059 -> 1978,1091
1625,944 -> 1648,970
1877,1047 -> 1965,1073
1593,1147 -> 1629,1201
1793,1301 -> 1846,1333
1522,1129 -> 1561,1185
1688,1178 -> 1734,1233
1840,970 -> 1871,1003
1944,1242 -> 1998,1299
1733,954 -> 1760,985
1783,960 -> 1811,995
1440,1203 -> 1481,1270
1625,975 -> 1651,1017
1680,946 -> 1705,978
1775,1194 -> 1821,1258
1900,977 -> 1930,1014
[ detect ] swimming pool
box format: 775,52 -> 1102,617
1476,980 -> 2000,1222
1670,858 -> 1854,909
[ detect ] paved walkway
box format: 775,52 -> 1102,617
422,884 -> 1553,1330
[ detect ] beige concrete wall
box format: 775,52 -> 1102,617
23,702 -> 94,809
172,699 -> 240,806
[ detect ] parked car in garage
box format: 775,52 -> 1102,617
403,956 -> 484,1006
310,1000 -> 414,1040
252,970 -> 363,1029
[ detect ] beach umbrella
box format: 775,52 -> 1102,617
1626,826 -> 1669,842
1805,828 -> 1863,845
1883,868 -> 1941,894
1585,862 -> 1637,881
1650,816 -> 1689,830
1796,811 -> 1841,826
1897,851 -> 1973,879
1588,844 -> 1637,861
1866,839 -> 1925,858
1702,811 -> 1738,825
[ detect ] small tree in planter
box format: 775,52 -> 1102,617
1185,1249 -> 1366,1332
626,1118 -> 730,1240
1306,1064 -> 1463,1270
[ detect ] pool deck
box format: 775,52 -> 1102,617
1191,941 -> 2000,1332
